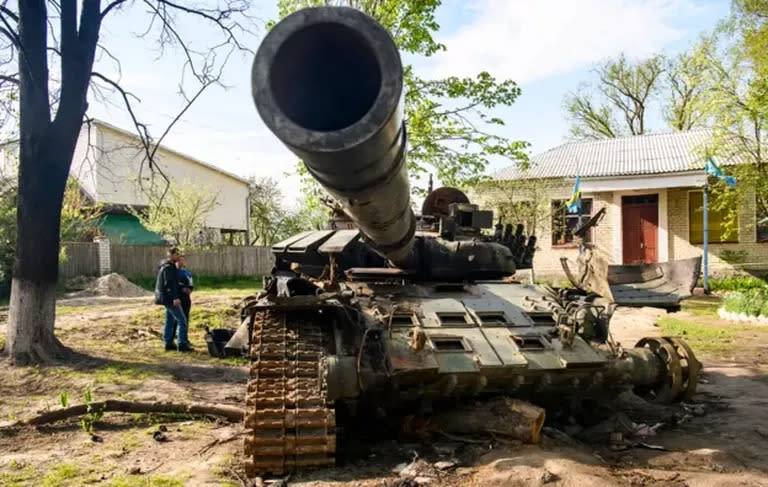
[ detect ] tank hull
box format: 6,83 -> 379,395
242,278 -> 699,476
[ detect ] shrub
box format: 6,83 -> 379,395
723,288 -> 768,317
709,276 -> 768,292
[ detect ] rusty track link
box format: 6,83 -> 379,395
244,310 -> 336,477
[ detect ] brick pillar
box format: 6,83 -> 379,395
95,237 -> 111,276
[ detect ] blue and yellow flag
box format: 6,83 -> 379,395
566,176 -> 581,212
705,157 -> 736,187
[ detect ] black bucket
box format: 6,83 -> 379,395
204,327 -> 236,358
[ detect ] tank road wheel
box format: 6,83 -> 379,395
243,310 -> 336,477
634,337 -> 684,404
663,337 -> 701,402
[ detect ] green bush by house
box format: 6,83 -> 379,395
709,276 -> 768,292
723,289 -> 768,318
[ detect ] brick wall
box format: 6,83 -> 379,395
667,188 -> 768,275
532,190 -> 614,280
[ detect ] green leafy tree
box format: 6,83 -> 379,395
60,178 -> 103,242
132,182 -> 219,248
665,41 -> 712,131
698,16 -> 768,241
0,174 -> 16,299
734,0 -> 768,75
564,54 -> 665,138
292,192 -> 332,231
563,88 -> 619,139
248,176 -> 286,246
482,177 -> 566,238
275,0 -> 529,192
247,175 -> 323,245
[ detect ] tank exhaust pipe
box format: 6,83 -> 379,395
251,7 -> 415,266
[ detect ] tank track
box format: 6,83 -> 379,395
243,310 -> 336,477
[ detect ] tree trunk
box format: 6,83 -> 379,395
6,148 -> 71,364
21,400 -> 245,426
6,0 -> 98,365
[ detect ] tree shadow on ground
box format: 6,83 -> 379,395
58,348 -> 249,385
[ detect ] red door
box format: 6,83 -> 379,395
622,194 -> 659,265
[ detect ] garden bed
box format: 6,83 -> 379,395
718,288 -> 768,324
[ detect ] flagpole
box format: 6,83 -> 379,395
576,158 -> 583,255
702,179 -> 710,294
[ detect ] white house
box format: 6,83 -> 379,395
70,119 -> 250,245
491,130 -> 768,278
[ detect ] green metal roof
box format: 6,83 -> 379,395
100,214 -> 166,245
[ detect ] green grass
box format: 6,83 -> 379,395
41,462 -> 103,486
117,429 -> 145,453
105,475 -> 185,487
189,305 -> 240,331
46,360 -> 171,387
679,296 -> 721,317
1,462 -> 103,487
656,296 -> 736,354
129,304 -> 240,333
657,316 -> 737,354
130,275 -> 262,293
0,462 -> 38,486
1,461 -> 182,487
88,363 -> 164,383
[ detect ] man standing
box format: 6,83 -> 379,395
176,255 -> 194,323
154,247 -> 192,352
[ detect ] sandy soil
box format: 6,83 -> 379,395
1,298 -> 767,486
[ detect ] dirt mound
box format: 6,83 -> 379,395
67,273 -> 151,298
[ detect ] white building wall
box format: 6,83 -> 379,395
71,122 -> 249,232
69,126 -> 100,199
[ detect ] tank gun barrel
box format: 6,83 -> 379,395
252,7 -> 414,266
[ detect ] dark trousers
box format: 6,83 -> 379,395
170,294 -> 192,340
181,294 -> 191,322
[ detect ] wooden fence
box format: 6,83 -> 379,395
59,242 -> 100,278
59,243 -> 274,279
111,245 -> 274,279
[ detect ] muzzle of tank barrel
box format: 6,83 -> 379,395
251,7 -> 415,267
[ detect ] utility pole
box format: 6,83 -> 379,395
702,181 -> 710,294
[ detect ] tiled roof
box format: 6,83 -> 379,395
494,129 -> 723,180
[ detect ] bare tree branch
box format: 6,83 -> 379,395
0,73 -> 18,85
0,5 -> 19,23
100,0 -> 130,19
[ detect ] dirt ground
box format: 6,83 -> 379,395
1,293 -> 768,486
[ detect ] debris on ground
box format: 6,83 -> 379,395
392,458 -> 439,485
433,460 -> 456,470
427,397 -> 546,444
153,426 -> 168,442
65,273 -> 151,298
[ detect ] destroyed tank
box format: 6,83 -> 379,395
240,6 -> 700,477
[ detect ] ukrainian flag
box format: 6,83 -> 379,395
566,176 -> 581,212
705,157 -> 736,187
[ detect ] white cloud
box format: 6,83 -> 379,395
429,0 -> 700,83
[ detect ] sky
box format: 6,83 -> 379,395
88,0 -> 732,206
